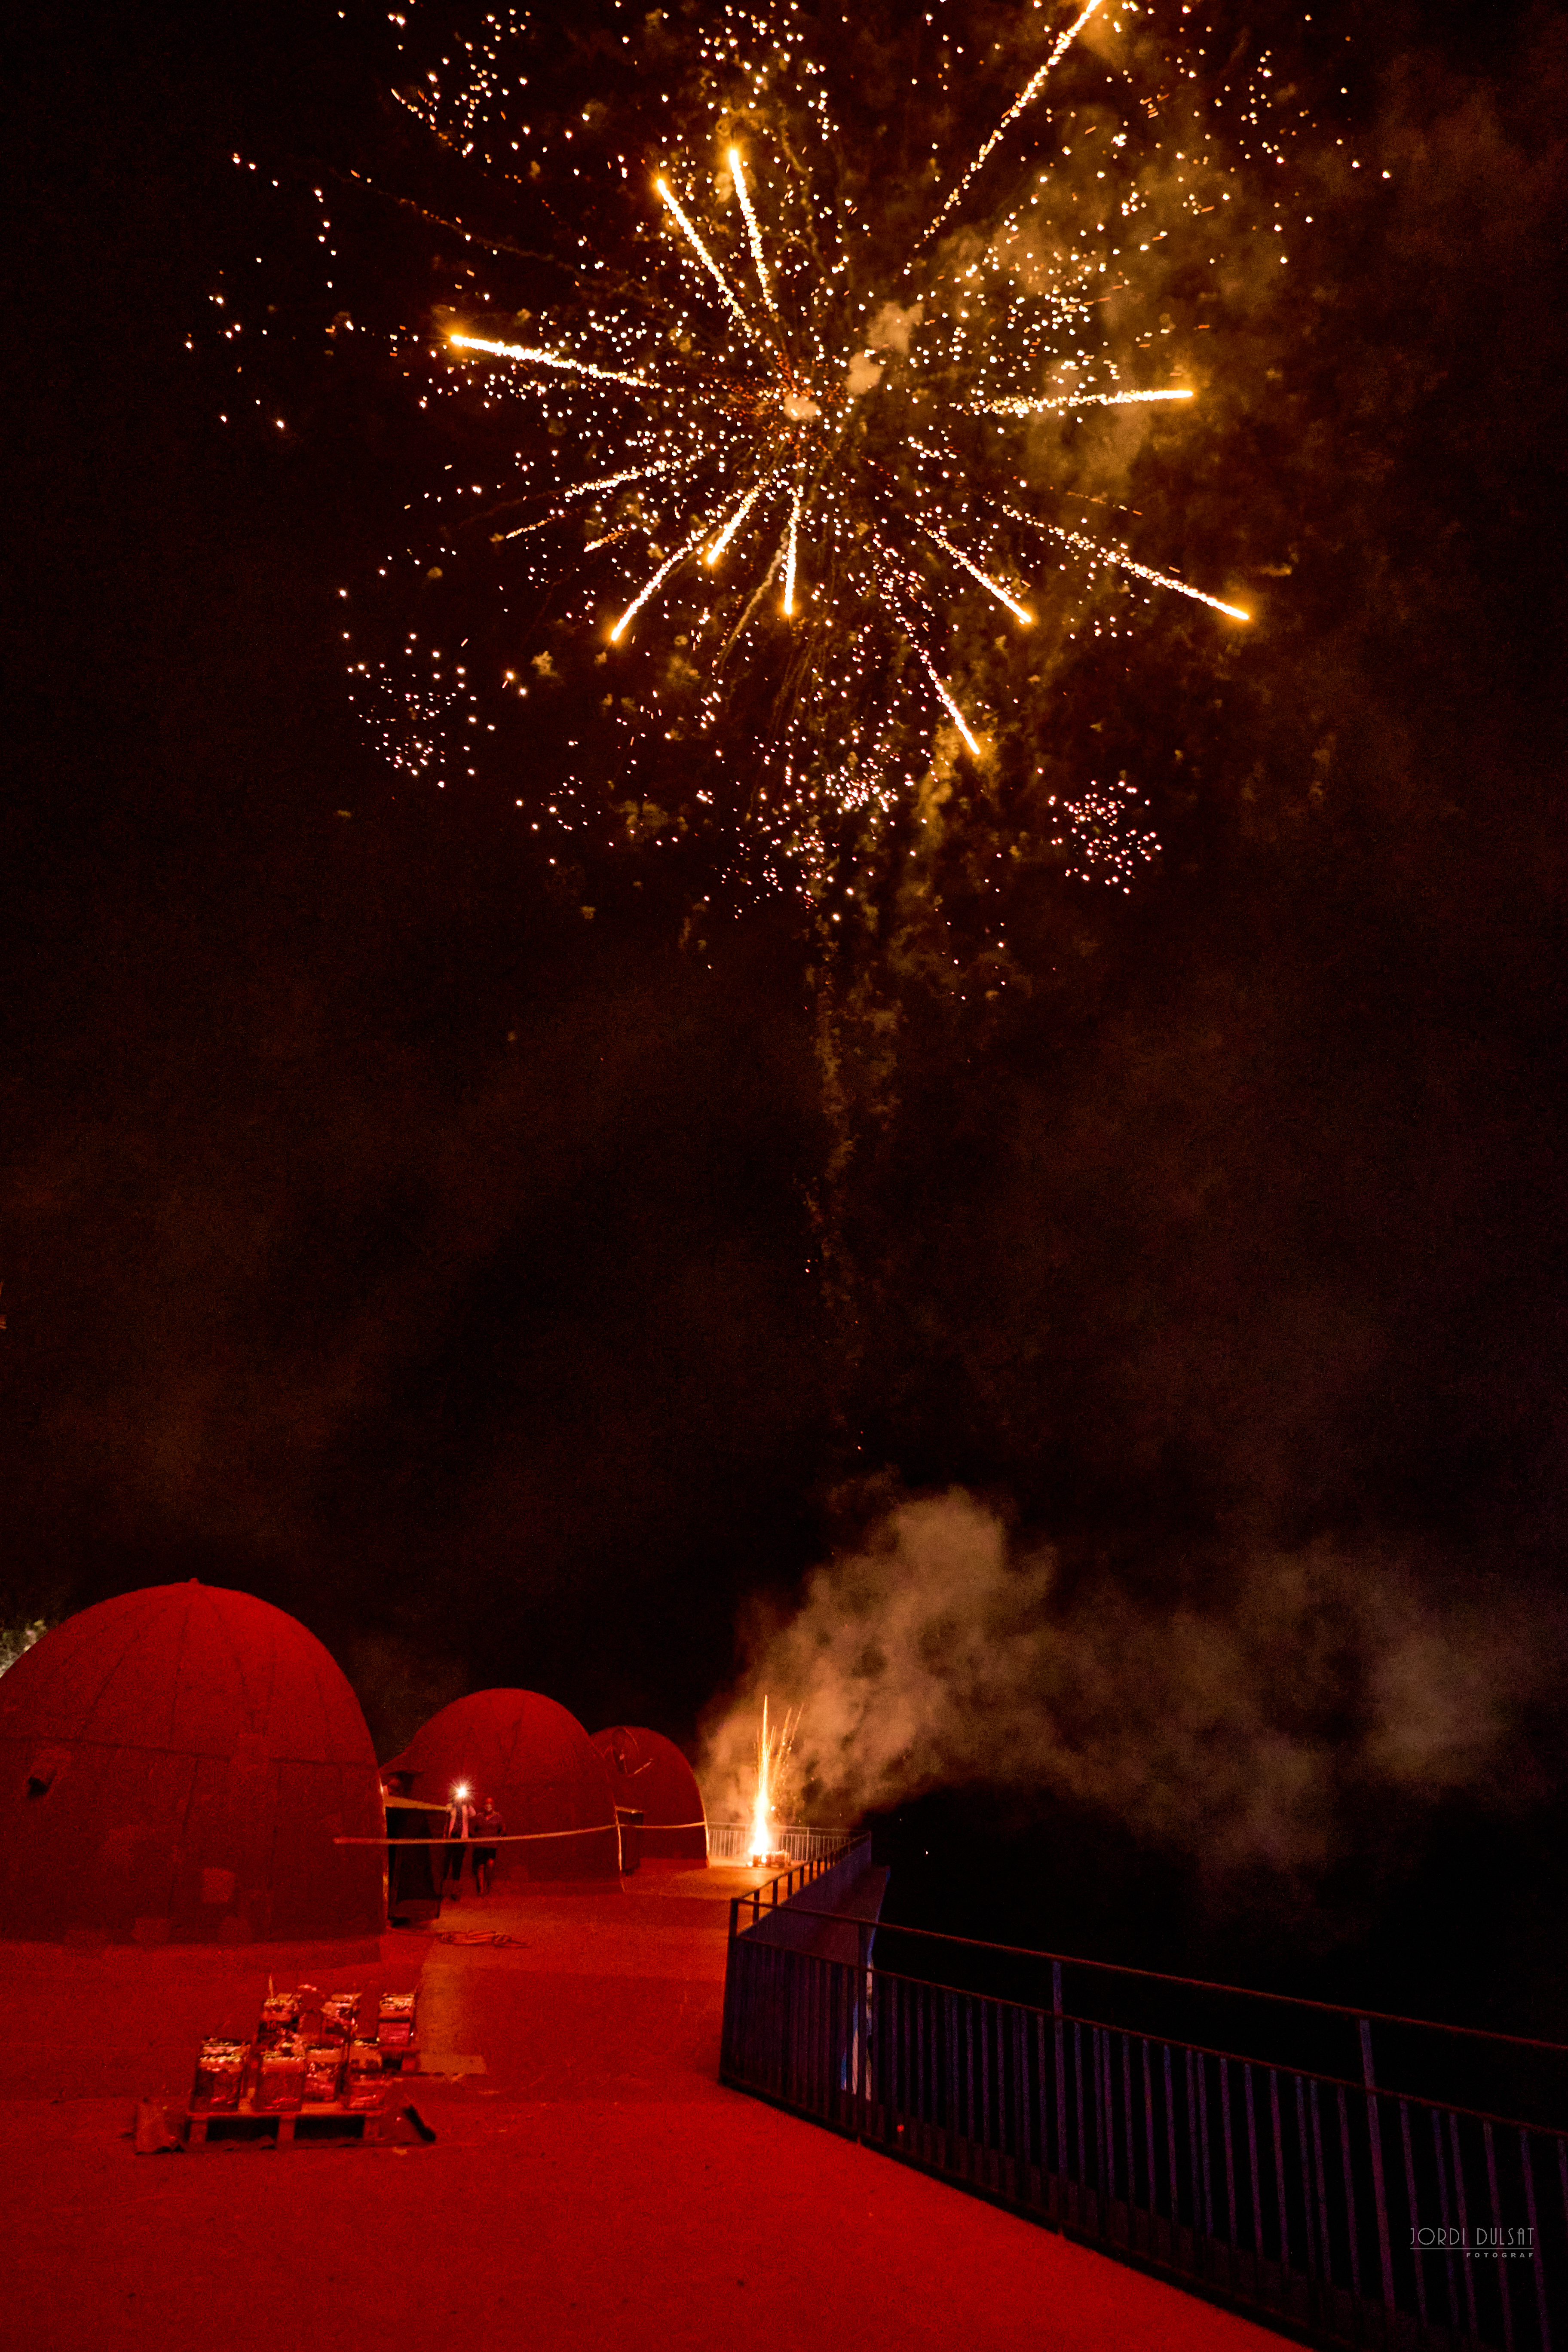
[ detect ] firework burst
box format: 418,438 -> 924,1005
284,0 -> 1304,916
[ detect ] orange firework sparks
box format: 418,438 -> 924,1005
226,1 -> 1307,914
747,1696 -> 799,1865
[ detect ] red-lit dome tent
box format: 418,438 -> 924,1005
0,1584 -> 384,1944
591,1727 -> 708,1863
385,1690 -> 619,1883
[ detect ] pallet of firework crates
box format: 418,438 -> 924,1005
179,1986 -> 423,2151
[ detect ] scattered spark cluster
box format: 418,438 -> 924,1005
212,0 -> 1316,916
1045,776 -> 1161,888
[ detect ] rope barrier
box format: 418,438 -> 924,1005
334,1826 -> 618,1846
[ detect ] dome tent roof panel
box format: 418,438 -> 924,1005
0,1584 -> 383,1944
390,1689 -> 619,1882
591,1726 -> 708,1863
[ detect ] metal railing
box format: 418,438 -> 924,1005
717,1840 -> 870,1917
720,1904 -> 1566,2350
706,1822 -> 857,1865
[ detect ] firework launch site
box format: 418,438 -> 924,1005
0,1864 -> 1280,2352
8,0 -> 1568,2338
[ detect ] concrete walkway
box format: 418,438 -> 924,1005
0,1864 -> 1277,2349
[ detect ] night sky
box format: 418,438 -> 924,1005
8,0 -> 1565,2016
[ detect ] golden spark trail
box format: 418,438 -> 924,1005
919,647 -> 981,753
911,0 -> 1105,256
978,386 -> 1194,416
879,551 -> 981,752
656,175 -> 769,349
783,471 -> 805,615
706,463 -> 784,565
729,147 -> 781,324
922,522 -> 1034,625
1004,503 -> 1250,620
499,460 -> 680,540
610,513 -> 718,641
449,334 -> 656,392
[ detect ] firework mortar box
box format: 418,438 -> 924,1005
171,1986 -> 430,2150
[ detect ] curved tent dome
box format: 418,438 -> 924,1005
591,1727 -> 708,1863
387,1690 -> 619,1883
0,1583 -> 384,1944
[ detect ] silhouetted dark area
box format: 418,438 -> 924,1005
6,0 -> 1564,2024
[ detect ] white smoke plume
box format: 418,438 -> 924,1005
700,1492 -> 1538,1876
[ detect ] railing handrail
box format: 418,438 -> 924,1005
856,1953 -> 1565,2141
726,1835 -> 873,1938
720,1872 -> 1565,2350
757,1899 -> 1568,2061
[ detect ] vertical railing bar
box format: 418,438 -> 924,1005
1025,1994 -> 1034,2192
1336,2082 -> 1362,2303
1309,2077 -> 1332,2302
1198,2048 -> 1216,2245
1433,2103 -> 1460,2336
1164,2043 -> 1179,2245
1121,2031 -> 1136,2228
1034,2009 -> 1048,2187
913,1975 -> 922,2142
1245,2061 -> 1264,2267
1011,2001 -> 1021,2187
1271,2068 -> 1292,2282
1360,2019 -> 1397,2323
946,1986 -> 959,2175
1187,2046 -> 1204,2258
1053,1962 -> 1067,2190
1451,2111 -> 1479,2343
1108,2027 -> 1120,2212
1400,2098 -> 1427,2332
1091,2025 -> 1105,2214
1484,2118 -> 1514,2352
1142,2038 -> 1158,2237
965,1994 -> 977,2172
1075,2018 -> 1087,2196
1521,2131 -> 1550,2352
1221,2053 -> 1238,2253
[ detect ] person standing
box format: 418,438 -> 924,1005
472,1797 -> 504,1896
442,1787 -> 474,1901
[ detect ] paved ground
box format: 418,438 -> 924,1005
0,1864 -> 1277,2349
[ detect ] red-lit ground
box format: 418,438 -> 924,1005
0,1864 -> 1273,2349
